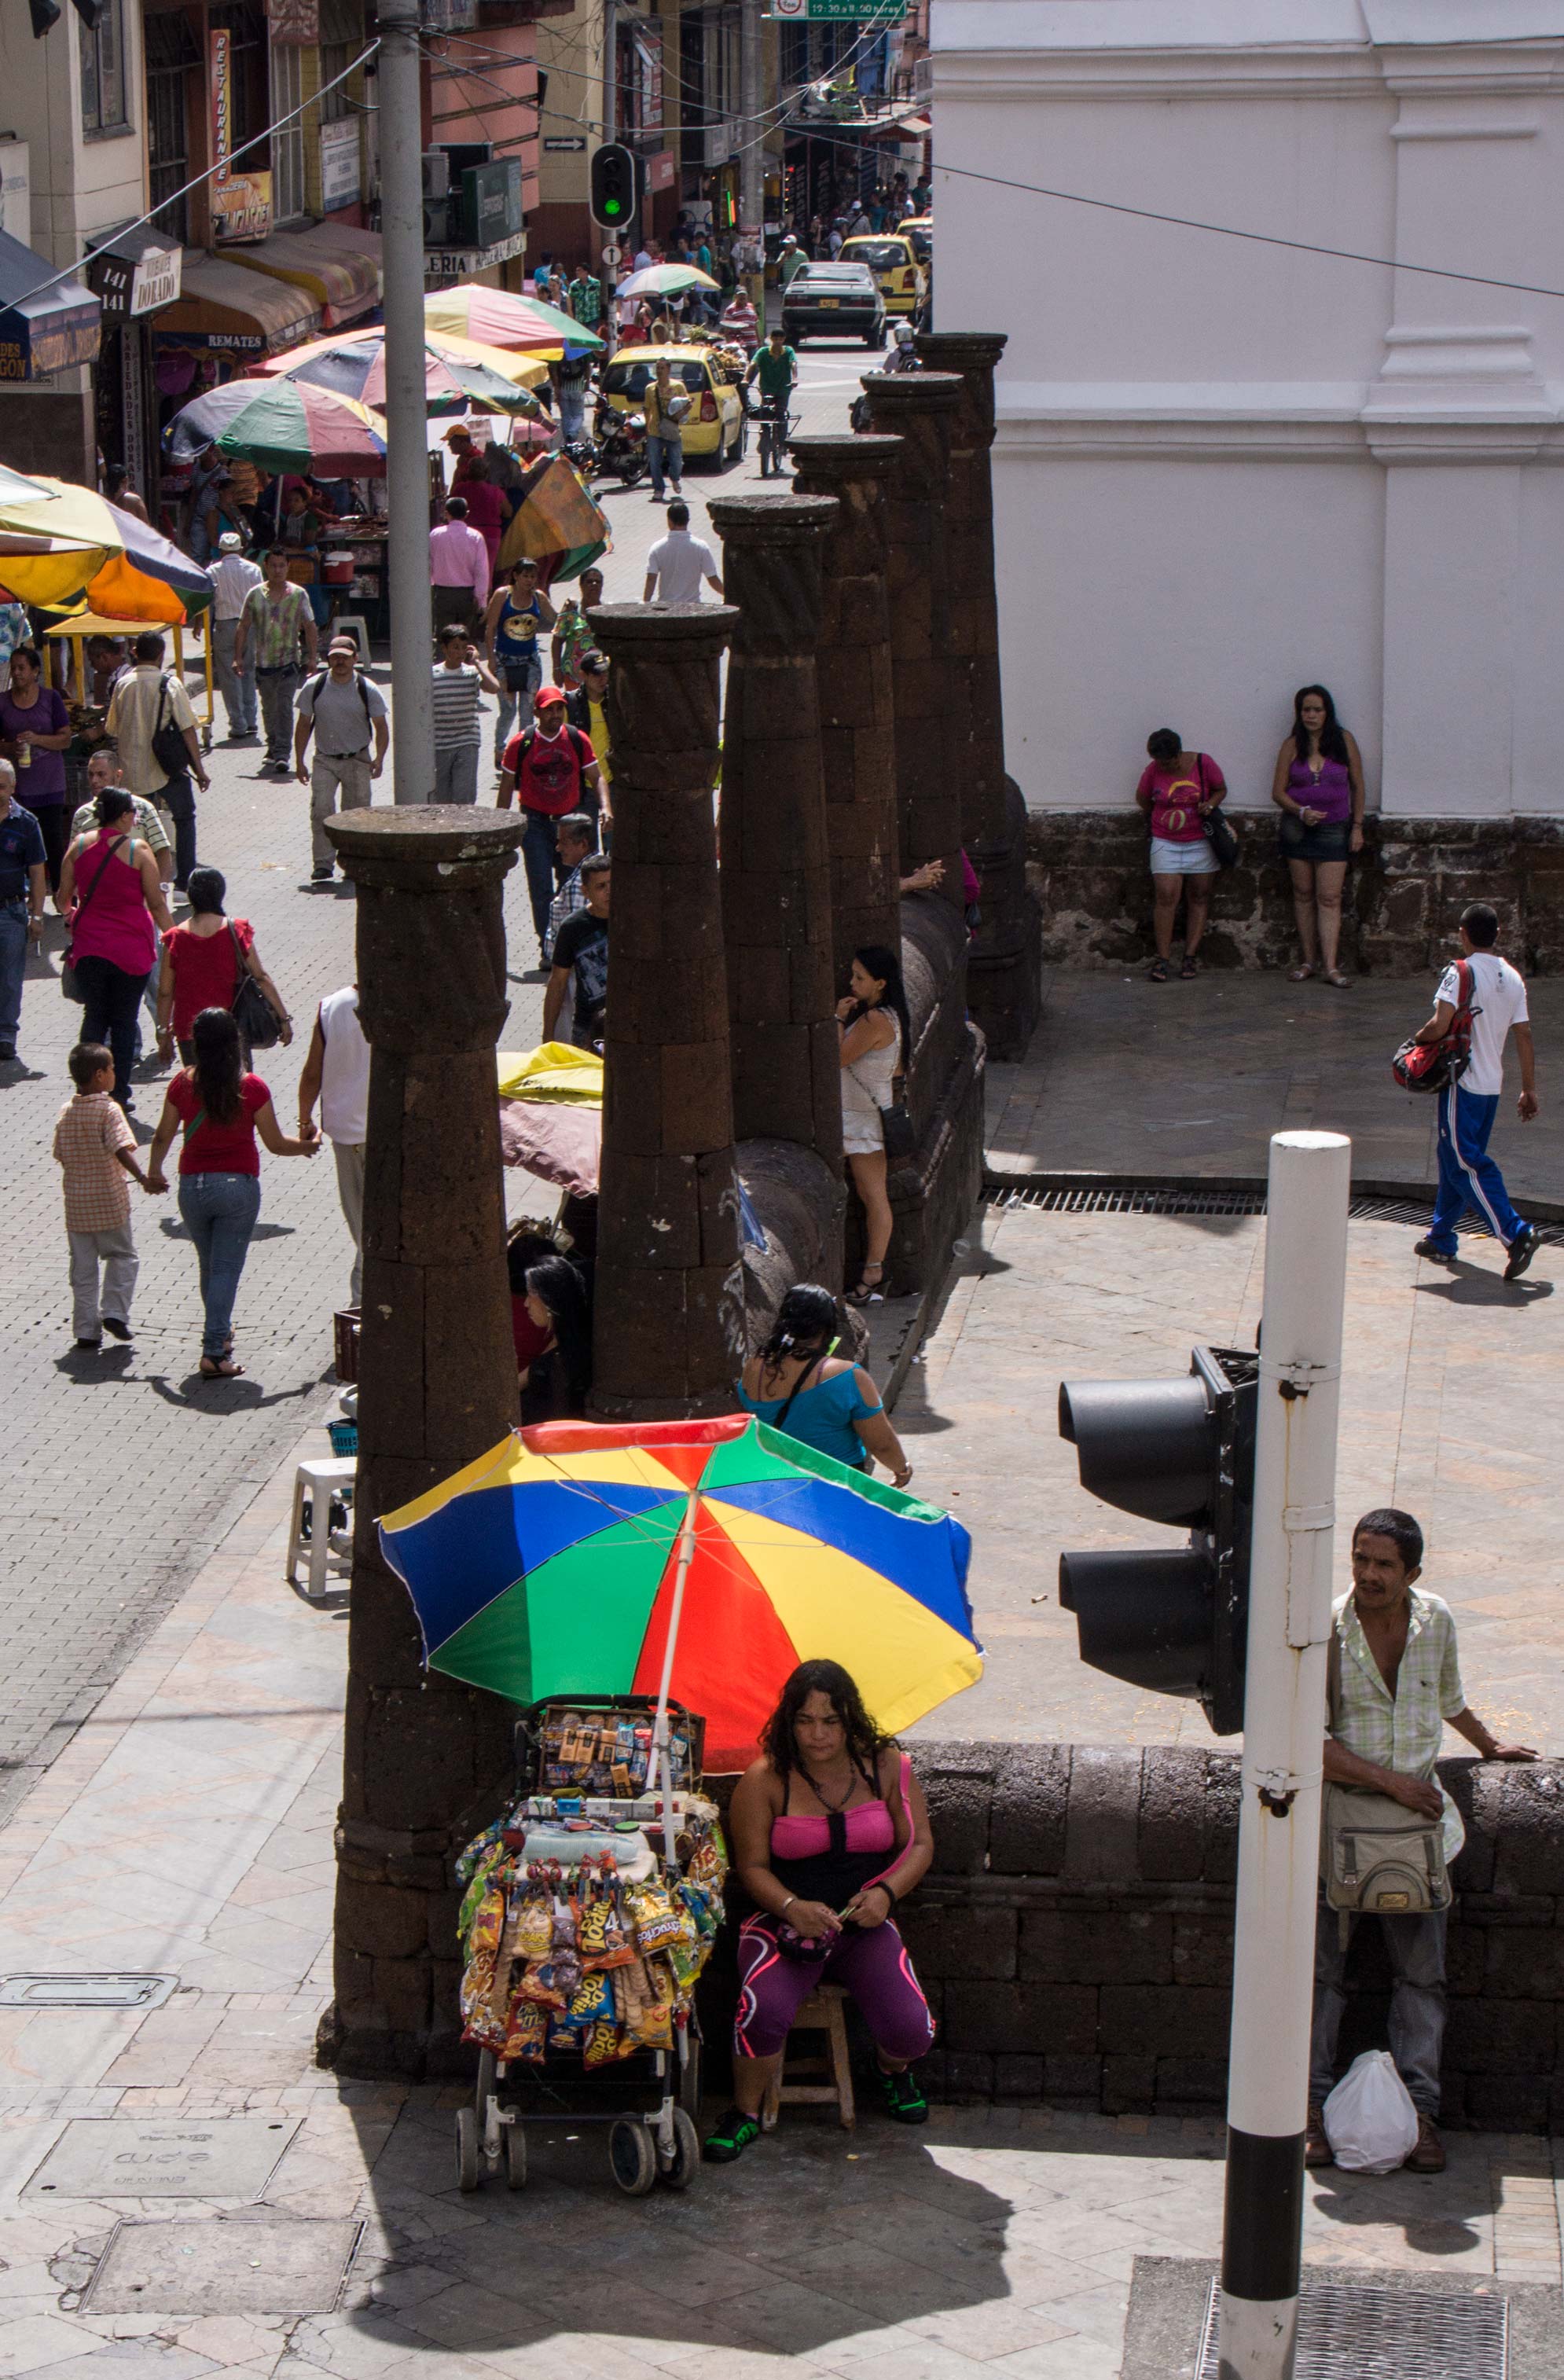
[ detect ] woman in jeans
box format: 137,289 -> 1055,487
145,1007 -> 319,1379
56,785 -> 172,1110
1270,683 -> 1367,988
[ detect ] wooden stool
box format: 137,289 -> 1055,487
760,1985 -> 855,2132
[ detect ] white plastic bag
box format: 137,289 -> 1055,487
1323,2049 -> 1419,2173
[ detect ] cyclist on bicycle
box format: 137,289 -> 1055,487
745,328 -> 798,424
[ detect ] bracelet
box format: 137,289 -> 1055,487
780,1893 -> 796,1915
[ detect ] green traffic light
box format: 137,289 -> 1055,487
605,200 -> 622,216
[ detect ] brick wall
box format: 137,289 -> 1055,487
1025,812 -> 1564,976
894,1743 -> 1564,2132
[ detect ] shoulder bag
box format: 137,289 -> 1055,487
61,833 -> 128,1003
1320,1617 -> 1450,1946
1392,959 -> 1478,1096
1198,755 -> 1239,871
881,1078 -> 916,1162
152,678 -> 191,779
227,921 -> 282,1049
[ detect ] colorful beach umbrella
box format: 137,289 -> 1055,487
166,382 -> 384,476
424,282 -> 603,358
379,1415 -> 982,1774
255,329 -> 542,419
615,263 -> 719,300
0,480 -> 211,619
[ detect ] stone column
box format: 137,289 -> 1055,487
788,431 -> 904,979
320,804 -> 526,2081
586,602 -> 747,1421
916,331 -> 1042,1059
858,369 -> 965,907
708,491 -> 843,1170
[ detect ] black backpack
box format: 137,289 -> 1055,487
303,664 -> 373,733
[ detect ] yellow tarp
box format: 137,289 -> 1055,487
496,1042 -> 604,1107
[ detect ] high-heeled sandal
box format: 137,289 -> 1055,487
846,1263 -> 884,1306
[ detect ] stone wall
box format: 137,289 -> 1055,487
1026,812 -> 1564,976
891,1742 -> 1564,2132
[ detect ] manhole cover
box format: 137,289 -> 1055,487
79,2208 -> 363,2316
25,2117 -> 298,2201
1199,2280 -> 1508,2378
0,1974 -> 178,2011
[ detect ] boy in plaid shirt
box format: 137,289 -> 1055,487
53,1042 -> 157,1349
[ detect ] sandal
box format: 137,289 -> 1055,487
1180,956 -> 1199,979
846,1263 -> 884,1306
1323,969 -> 1351,990
200,1356 -> 245,1379
1147,959 -> 1169,983
1288,964 -> 1315,982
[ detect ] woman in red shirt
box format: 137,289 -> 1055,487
145,1006 -> 319,1378
155,866 -> 292,1066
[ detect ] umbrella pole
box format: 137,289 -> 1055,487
652,1489 -> 699,1868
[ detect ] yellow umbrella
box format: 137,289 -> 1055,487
0,479 -> 210,620
424,329 -> 550,391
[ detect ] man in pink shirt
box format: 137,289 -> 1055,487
429,499 -> 491,639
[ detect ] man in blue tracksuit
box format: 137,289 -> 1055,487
1412,902 -> 1540,1283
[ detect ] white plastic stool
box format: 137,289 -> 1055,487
330,614 -> 371,665
286,1456 -> 358,1603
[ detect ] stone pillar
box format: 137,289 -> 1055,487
319,805 -> 526,2081
858,370 -> 965,907
708,491 -> 843,1172
788,431 -> 905,979
586,602 -> 747,1421
915,331 -> 1042,1060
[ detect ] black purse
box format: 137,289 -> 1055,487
1198,754 -> 1239,870
228,922 -> 282,1049
151,677 -> 190,778
881,1079 -> 916,1162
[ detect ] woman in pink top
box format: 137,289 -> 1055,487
1269,683 -> 1366,988
56,785 -> 172,1110
1136,727 -> 1228,981
451,452 -> 507,583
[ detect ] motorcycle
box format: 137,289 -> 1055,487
592,406 -> 648,489
718,303 -> 760,358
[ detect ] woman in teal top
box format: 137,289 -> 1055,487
737,1284 -> 912,1486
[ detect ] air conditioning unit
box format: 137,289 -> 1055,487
421,149 -> 453,244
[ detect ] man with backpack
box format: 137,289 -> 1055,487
497,685 -> 600,967
292,639 -> 389,883
104,630 -> 211,891
1408,902 -> 1540,1281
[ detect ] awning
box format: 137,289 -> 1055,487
84,222 -> 184,321
221,224 -> 381,329
0,226 -> 101,380
153,251 -> 322,354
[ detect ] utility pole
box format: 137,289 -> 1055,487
600,0 -> 618,356
740,0 -> 764,318
376,0 -> 435,803
1219,1129 -> 1350,2380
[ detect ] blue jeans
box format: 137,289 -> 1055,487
648,433 -> 683,498
557,387 -> 586,443
520,809 -> 561,953
494,659 -> 542,769
0,896 -> 26,1044
178,1170 -> 262,1359
1429,1084 -> 1525,1253
1310,1886 -> 1447,2117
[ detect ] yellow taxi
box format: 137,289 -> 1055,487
898,215 -> 933,266
838,233 -> 927,317
596,344 -> 745,465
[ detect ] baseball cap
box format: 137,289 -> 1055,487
218,531 -> 244,552
578,650 -> 608,674
534,684 -> 567,709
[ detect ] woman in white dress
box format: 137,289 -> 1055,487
836,943 -> 909,1305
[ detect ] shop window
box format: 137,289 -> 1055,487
318,0 -> 362,126
81,0 -> 129,135
270,40 -> 307,223
144,12 -> 200,244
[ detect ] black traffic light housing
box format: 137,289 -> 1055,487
1058,1345 -> 1257,1735
590,141 -> 637,234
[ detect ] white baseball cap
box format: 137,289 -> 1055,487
218,531 -> 244,552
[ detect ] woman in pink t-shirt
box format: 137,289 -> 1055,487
1135,727 -> 1227,981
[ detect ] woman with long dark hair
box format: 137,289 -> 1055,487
145,1006 -> 319,1379
737,1283 -> 911,1483
56,784 -> 171,1110
156,865 -> 291,1067
518,1251 -> 593,1421
1270,684 -> 1366,987
0,644 -> 72,892
704,1658 -> 936,2164
836,943 -> 910,1305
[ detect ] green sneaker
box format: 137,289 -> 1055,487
877,2065 -> 928,2125
702,2106 -> 762,2163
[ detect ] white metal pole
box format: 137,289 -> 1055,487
651,1489 -> 700,1867
740,0 -> 764,315
376,0 -> 435,803
1219,1129 -> 1351,2380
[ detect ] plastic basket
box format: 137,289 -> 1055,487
327,1419 -> 359,1457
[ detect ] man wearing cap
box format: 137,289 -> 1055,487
566,652 -> 612,834
294,639 -> 389,883
497,684 -> 600,964
207,531 -> 263,742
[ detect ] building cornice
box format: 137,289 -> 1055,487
993,383 -> 1564,464
932,42 -> 1564,105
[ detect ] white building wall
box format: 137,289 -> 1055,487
930,0 -> 1564,821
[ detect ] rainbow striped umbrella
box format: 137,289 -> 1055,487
424,282 -> 603,360
379,1416 -> 981,1775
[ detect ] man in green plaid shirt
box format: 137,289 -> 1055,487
1308,1508 -> 1535,2177
567,264 -> 602,330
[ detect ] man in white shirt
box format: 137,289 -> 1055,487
1412,902 -> 1540,1282
297,982 -> 371,1305
207,531 -> 263,741
643,502 -> 724,605
105,631 -> 211,891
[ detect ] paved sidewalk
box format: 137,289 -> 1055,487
2,1434 -> 1559,2380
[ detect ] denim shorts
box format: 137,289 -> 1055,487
1149,834 -> 1217,877
1279,814 -> 1352,864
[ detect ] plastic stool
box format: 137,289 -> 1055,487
331,615 -> 370,665
760,1985 -> 855,2132
286,1456 -> 357,1603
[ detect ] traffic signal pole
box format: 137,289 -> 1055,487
1219,1129 -> 1351,2380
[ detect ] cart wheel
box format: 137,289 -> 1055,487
656,2108 -> 699,2191
455,2105 -> 480,2192
678,2034 -> 703,2118
608,2115 -> 657,2198
503,2120 -> 527,2191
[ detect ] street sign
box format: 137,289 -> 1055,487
600,241 -> 622,267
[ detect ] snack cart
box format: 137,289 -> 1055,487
453,1693 -> 725,2198
47,612 -> 215,754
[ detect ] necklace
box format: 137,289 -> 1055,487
798,1761 -> 856,1813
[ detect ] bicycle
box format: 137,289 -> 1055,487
756,394 -> 795,479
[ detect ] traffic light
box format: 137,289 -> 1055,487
590,141 -> 637,233
29,0 -> 102,31
1057,1345 -> 1257,1735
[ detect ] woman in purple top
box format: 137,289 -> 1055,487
1269,683 -> 1366,988
0,644 -> 72,892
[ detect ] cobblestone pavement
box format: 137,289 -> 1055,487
2,1428 -> 1554,2380
0,348 -> 865,1809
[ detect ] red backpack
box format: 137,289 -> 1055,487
1392,960 -> 1480,1094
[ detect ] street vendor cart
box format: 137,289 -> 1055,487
46,612 -> 215,755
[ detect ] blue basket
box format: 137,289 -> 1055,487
327,1419 -> 359,1457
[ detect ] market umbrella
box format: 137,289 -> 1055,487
615,263 -> 719,301
0,480 -> 211,619
255,329 -> 542,418
424,282 -> 604,358
496,455 -> 609,584
0,463 -> 56,504
379,1414 -> 981,1776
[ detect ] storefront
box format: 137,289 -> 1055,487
220,221 -> 381,328
0,225 -> 101,476
152,251 -> 321,506
86,227 -> 185,509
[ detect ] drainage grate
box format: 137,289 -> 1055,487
0,1974 -> 177,2011
986,1177 -> 1563,1247
1198,2279 -> 1508,2378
